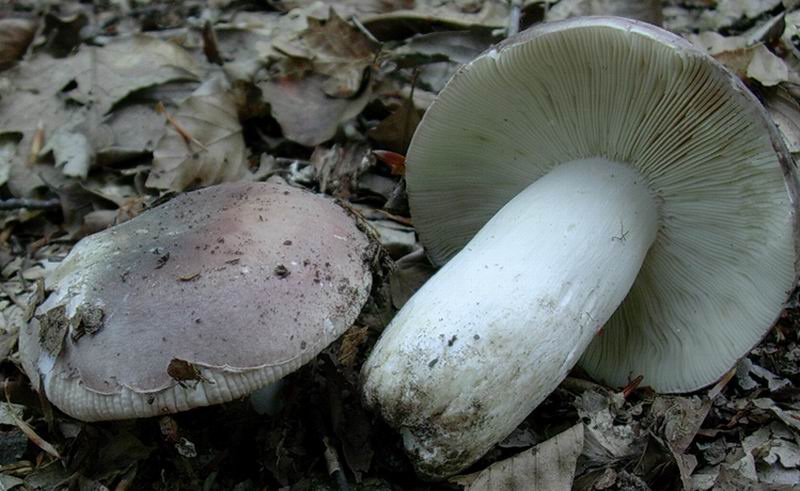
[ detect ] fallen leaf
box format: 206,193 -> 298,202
0,19 -> 37,70
0,136 -> 19,188
747,44 -> 789,86
650,396 -> 712,453
275,12 -> 376,97
362,1 -> 509,40
146,77 -> 249,191
736,357 -> 791,392
687,32 -> 748,56
367,218 -> 416,259
452,423 -> 584,491
698,0 -> 782,31
395,30 -> 496,66
276,0 -> 411,18
67,35 -> 202,116
0,35 -> 201,196
714,43 -> 789,86
259,74 -> 370,146
311,143 -> 372,198
546,0 -> 663,25
575,390 -> 643,469
166,359 -> 203,383
337,325 -> 369,367
372,150 -> 406,175
93,102 -> 167,165
368,98 -> 421,154
389,247 -> 435,309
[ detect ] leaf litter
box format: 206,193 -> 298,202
0,0 -> 798,490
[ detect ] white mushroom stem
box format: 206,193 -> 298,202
362,158 -> 659,478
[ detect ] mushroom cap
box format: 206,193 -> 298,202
405,17 -> 799,392
20,181 -> 373,421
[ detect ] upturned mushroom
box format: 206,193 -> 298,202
21,180 -> 374,421
362,17 -> 799,478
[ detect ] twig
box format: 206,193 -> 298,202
508,0 -> 523,37
350,15 -> 380,45
0,198 -> 60,210
155,102 -> 207,150
27,121 -> 44,166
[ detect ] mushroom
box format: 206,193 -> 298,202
20,180 -> 374,421
361,17 -> 799,478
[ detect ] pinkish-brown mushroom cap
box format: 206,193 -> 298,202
20,180 -> 374,421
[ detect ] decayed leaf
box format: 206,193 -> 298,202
736,357 -> 791,392
367,218 -> 416,258
575,390 -> 643,468
277,0 -> 411,18
452,424 -> 584,491
146,77 -> 249,191
0,473 -> 24,489
699,0 -> 783,31
395,30 -> 496,65
368,98 -> 421,154
361,1 -> 509,38
390,247 -> 435,309
260,74 -> 370,146
68,35 -> 203,115
93,103 -> 168,165
275,12 -> 376,97
0,136 -> 19,188
546,0 -> 663,25
0,19 -> 37,70
650,396 -> 712,454
746,45 -> 790,86
745,12 -> 786,45
687,32 -> 749,55
689,29 -> 799,87
714,43 -> 789,86
0,35 -> 201,195
740,423 -> 800,485
311,143 -> 371,197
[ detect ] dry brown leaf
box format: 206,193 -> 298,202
452,423 -> 584,491
146,77 -> 249,191
275,12 -> 376,97
276,0 -> 411,18
362,1 -> 509,39
259,74 -> 370,146
698,0 -> 782,31
68,35 -> 202,115
368,98 -> 421,153
546,0 -> 663,25
311,143 -> 371,197
714,43 -> 789,86
650,396 -> 712,454
389,247 -> 435,309
395,30 -> 496,65
337,325 -> 370,367
687,32 -> 748,55
0,19 -> 37,70
0,35 -> 201,195
93,103 -> 166,165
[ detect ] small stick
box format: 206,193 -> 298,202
27,121 -> 44,166
155,102 -> 207,150
350,15 -> 380,45
0,198 -> 60,210
508,0 -> 523,37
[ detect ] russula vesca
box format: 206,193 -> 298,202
20,180 -> 374,421
362,17 -> 799,478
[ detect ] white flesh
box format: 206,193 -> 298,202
362,158 -> 658,478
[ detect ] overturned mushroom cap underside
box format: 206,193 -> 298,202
405,16 -> 798,393
21,181 -> 374,421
